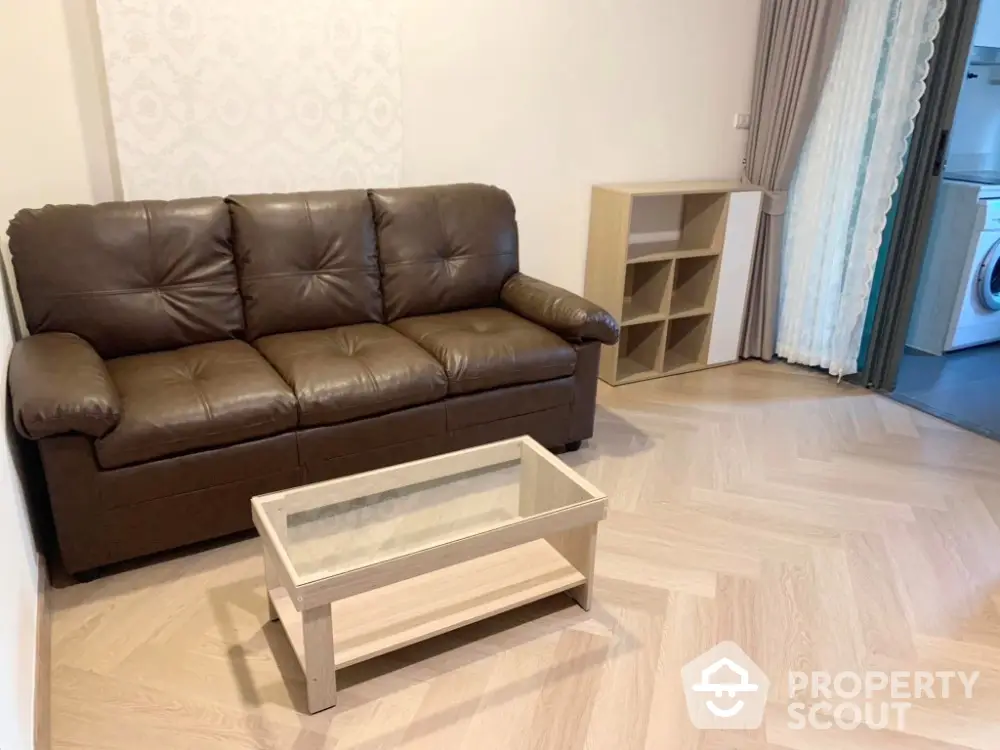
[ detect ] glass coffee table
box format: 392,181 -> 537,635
251,435 -> 607,713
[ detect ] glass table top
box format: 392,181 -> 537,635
254,439 -> 602,585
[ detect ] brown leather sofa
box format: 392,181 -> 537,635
6,184 -> 618,575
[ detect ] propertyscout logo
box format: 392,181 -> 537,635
681,642 -> 979,732
681,642 -> 769,730
786,669 -> 979,731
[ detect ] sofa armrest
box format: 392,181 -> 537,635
501,273 -> 620,345
10,333 -> 121,440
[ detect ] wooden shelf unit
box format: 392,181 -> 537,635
584,180 -> 762,385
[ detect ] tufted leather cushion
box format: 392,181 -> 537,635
369,184 -> 519,321
96,340 -> 297,469
8,198 -> 243,359
228,191 -> 382,339
255,324 -> 447,427
391,308 -> 576,395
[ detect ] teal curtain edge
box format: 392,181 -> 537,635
857,138 -> 909,372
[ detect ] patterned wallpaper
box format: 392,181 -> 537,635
96,0 -> 402,199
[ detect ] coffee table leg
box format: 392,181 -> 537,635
303,605 -> 337,713
548,522 -> 598,611
263,547 -> 279,623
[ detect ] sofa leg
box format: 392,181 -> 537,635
564,440 -> 583,453
72,568 -> 101,584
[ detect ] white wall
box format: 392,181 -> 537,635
0,1 -> 112,747
948,2 -> 1000,172
973,0 -> 1000,49
97,0 -> 760,292
0,286 -> 37,750
946,71 -> 1000,172
399,0 -> 759,289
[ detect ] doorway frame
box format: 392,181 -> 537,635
859,0 -> 982,391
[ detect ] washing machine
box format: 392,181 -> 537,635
907,179 -> 1000,355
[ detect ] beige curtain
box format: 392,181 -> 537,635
740,0 -> 847,359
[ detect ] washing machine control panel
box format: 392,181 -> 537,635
984,199 -> 1000,231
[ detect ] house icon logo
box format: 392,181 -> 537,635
681,642 -> 770,729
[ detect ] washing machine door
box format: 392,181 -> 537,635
978,238 -> 1000,311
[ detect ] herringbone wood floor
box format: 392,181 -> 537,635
49,362 -> 1000,749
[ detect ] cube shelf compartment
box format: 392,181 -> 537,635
583,180 -> 763,386
670,255 -> 718,318
625,191 -> 729,263
616,321 -> 665,382
622,261 -> 671,324
663,314 -> 711,373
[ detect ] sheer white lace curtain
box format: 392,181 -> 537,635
776,0 -> 946,376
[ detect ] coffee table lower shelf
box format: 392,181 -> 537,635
268,537 -> 588,704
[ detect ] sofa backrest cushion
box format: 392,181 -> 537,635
8,198 -> 244,359
369,184 -> 519,321
228,191 -> 382,338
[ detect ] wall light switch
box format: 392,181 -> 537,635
734,113 -> 751,130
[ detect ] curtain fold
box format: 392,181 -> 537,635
740,0 -> 846,360
776,0 -> 946,376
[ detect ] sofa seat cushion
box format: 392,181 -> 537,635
254,324 -> 448,428
96,340 -> 297,469
391,308 -> 576,395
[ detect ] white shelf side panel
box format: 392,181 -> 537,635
707,190 -> 762,365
